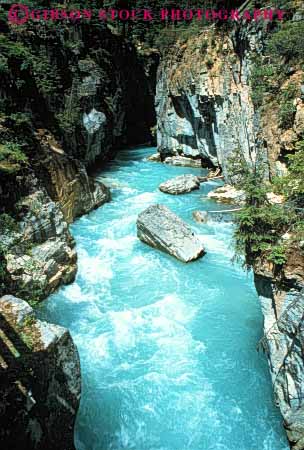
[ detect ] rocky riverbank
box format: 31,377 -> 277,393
0,15 -> 158,450
154,5 -> 304,448
1,1 -> 304,448
0,294 -> 81,450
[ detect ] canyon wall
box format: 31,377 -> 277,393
156,20 -> 303,179
0,18 -> 158,300
0,16 -> 158,449
156,12 -> 304,449
0,295 -> 81,450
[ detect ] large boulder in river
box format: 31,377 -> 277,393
159,174 -> 200,195
137,204 -> 205,262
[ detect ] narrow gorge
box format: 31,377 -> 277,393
0,1 -> 304,449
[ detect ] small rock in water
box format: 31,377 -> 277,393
137,204 -> 205,262
159,174 -> 200,195
192,210 -> 208,223
163,155 -> 202,168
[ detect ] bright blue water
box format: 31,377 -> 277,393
40,147 -> 289,450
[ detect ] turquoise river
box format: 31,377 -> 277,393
40,147 -> 289,450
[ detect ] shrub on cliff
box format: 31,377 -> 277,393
274,140 -> 304,205
250,20 -> 303,129
228,148 -> 300,268
0,142 -> 28,174
266,21 -> 304,63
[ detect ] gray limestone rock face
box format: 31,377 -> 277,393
255,275 -> 304,450
0,295 -> 81,450
159,174 -> 200,195
155,23 -> 270,179
1,190 -> 77,301
137,204 -> 205,262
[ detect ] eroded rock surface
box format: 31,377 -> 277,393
1,190 -> 77,301
137,204 -> 205,262
159,174 -> 200,195
207,185 -> 245,204
0,295 -> 81,450
254,243 -> 304,450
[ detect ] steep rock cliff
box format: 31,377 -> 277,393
0,18 -> 158,298
0,295 -> 81,450
156,24 -> 259,175
156,20 -> 303,178
255,246 -> 304,450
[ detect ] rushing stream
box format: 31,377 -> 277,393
40,147 -> 289,450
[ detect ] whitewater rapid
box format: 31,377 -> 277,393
40,147 -> 288,450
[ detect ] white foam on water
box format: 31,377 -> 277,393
62,283 -> 85,303
121,186 -> 138,195
105,293 -> 206,387
95,215 -> 137,239
125,192 -> 158,208
200,234 -> 234,258
78,249 -> 113,283
90,333 -> 110,360
97,235 -> 137,253
43,147 -> 290,450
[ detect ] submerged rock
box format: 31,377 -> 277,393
192,210 -> 208,223
207,185 -> 245,204
163,155 -> 202,168
159,174 -> 200,195
0,295 -> 81,450
147,153 -> 161,162
137,204 -> 205,262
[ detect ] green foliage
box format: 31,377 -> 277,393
9,112 -> 32,127
0,35 -> 31,60
231,138 -> 304,268
31,53 -> 60,96
0,142 -> 28,174
266,21 -> 304,63
27,297 -> 42,309
200,39 -> 208,53
227,147 -> 267,206
228,148 -> 294,267
250,60 -> 279,108
0,54 -> 8,73
0,213 -> 18,235
268,244 -> 288,266
274,140 -> 304,203
56,106 -> 81,135
0,35 -> 59,97
250,20 -> 303,125
278,83 -> 298,129
235,203 -> 292,267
